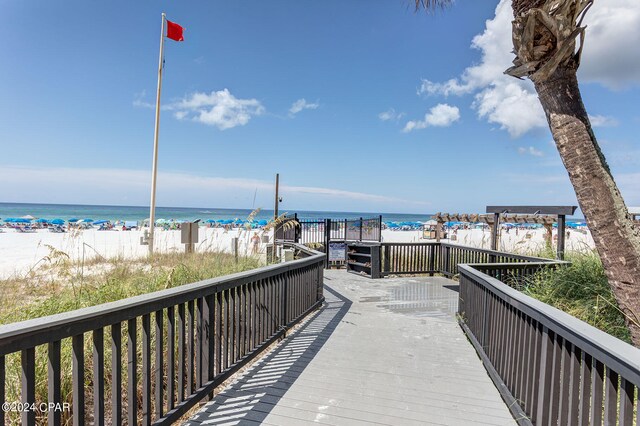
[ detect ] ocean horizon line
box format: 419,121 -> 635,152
0,201 -> 432,218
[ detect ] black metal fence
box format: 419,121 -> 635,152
0,243 -> 324,425
276,215 -> 382,247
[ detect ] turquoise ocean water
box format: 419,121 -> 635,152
0,202 -> 434,224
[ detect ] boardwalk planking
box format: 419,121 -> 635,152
186,270 -> 516,426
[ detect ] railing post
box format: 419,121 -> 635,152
379,215 -> 383,242
283,271 -> 289,325
445,245 -> 451,276
324,219 -> 331,269
317,261 -> 324,302
383,244 -> 390,276
359,217 -> 363,241
429,243 -> 436,275
481,287 -> 489,348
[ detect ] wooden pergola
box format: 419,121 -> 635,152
432,205 -> 577,259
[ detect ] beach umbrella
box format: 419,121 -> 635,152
93,220 -> 108,225
257,219 -> 268,226
14,218 -> 32,224
51,219 -> 65,225
205,219 -> 216,223
83,218 -> 94,223
68,218 -> 79,223
21,215 -> 36,220
36,218 -> 50,223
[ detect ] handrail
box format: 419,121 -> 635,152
380,241 -> 558,277
461,264 -> 640,387
0,242 -> 325,425
0,244 -> 323,355
459,262 -> 640,425
376,240 -> 640,424
440,242 -> 554,263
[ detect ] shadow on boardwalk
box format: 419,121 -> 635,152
185,285 -> 352,425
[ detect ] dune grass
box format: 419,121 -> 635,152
522,250 -> 632,344
0,249 -> 262,424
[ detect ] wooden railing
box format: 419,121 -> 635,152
380,242 -> 552,277
0,243 -> 324,425
459,264 -> 640,426
378,241 -> 640,424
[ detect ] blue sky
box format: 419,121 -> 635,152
1,0 -> 639,214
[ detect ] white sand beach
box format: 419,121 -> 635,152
0,226 -> 595,279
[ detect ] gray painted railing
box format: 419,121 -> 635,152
0,243 -> 324,425
459,264 -> 640,426
381,242 -> 554,278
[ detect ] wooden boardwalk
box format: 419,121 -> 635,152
185,270 -> 516,426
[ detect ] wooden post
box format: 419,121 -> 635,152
379,215 -> 383,242
491,213 -> 500,251
436,221 -> 443,243
359,217 -> 363,241
557,215 -> 566,260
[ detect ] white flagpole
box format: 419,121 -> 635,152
148,13 -> 166,255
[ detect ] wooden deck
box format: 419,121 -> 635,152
185,270 -> 516,426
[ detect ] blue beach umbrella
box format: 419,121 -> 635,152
51,219 -> 65,225
68,218 -> 79,223
257,219 -> 268,226
36,218 -> 50,223
94,220 -> 108,225
83,218 -> 94,223
14,218 -> 32,224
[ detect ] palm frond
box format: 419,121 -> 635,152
414,0 -> 453,12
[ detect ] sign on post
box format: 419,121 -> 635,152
181,222 -> 199,253
328,242 -> 347,262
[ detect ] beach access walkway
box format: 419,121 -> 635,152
185,270 -> 515,426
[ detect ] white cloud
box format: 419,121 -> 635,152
580,0 -> 640,88
174,111 -> 188,120
174,90 -> 264,129
589,114 -> 619,127
418,0 -> 640,137
403,104 -> 460,132
378,108 -> 404,121
134,89 -> 264,130
518,146 -> 544,157
289,99 -> 319,116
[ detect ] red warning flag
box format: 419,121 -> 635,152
166,20 -> 184,41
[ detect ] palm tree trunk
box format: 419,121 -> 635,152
534,66 -> 640,344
